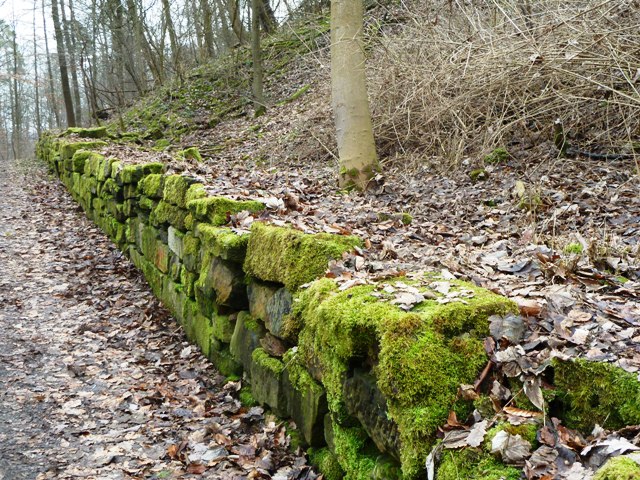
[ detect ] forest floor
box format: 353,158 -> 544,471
0,158 -> 317,480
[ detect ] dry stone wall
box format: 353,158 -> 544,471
37,128 -> 521,479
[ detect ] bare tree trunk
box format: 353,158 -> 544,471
61,0 -> 82,124
331,0 -> 379,190
33,0 -> 42,136
42,0 -> 61,128
251,0 -> 265,116
259,0 -> 277,33
227,0 -> 247,45
200,0 -> 216,57
51,0 -> 76,127
161,0 -> 182,80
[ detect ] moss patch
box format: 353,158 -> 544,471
436,448 -> 521,480
139,173 -> 164,198
197,224 -> 249,263
594,456 -> 640,480
552,358 -> 640,432
187,196 -> 264,226
308,448 -> 345,480
244,223 -> 362,291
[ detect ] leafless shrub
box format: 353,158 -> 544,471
368,0 -> 640,168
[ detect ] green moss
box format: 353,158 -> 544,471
484,422 -> 539,449
469,168 -> 489,182
197,224 -> 249,263
293,275 -> 516,478
553,358 -> 640,432
436,448 -> 521,480
186,184 -> 207,204
484,147 -> 509,164
59,140 -> 107,161
65,126 -> 108,138
180,147 -> 203,162
187,196 -> 264,226
564,242 -> 584,254
594,456 -> 640,480
163,175 -> 197,208
154,138 -> 171,150
244,223 -> 362,291
283,349 -> 324,397
401,213 -> 413,225
308,448 -> 345,480
151,201 -> 188,230
331,424 -> 383,480
139,173 -> 164,198
252,347 -> 285,375
239,386 -> 258,407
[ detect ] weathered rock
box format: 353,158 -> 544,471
248,280 -> 293,339
196,255 -> 247,309
343,369 -> 401,460
168,226 -> 184,258
283,350 -> 328,447
230,312 -> 266,370
250,348 -> 288,416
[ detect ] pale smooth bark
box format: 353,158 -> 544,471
331,0 -> 379,190
51,0 -> 76,127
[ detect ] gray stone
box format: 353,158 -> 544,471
248,280 -> 292,339
250,348 -> 288,417
283,356 -> 328,447
343,369 -> 401,460
168,226 -> 184,258
197,255 -> 247,309
230,312 -> 266,370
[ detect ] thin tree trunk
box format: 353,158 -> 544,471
42,0 -> 61,128
251,0 -> 265,116
61,0 -> 82,124
33,0 -> 42,136
161,0 -> 182,80
331,0 -> 379,190
51,0 -> 76,127
200,0 -> 216,57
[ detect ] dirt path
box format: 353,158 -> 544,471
0,159 -> 314,480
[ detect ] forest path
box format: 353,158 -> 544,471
0,159 -> 312,480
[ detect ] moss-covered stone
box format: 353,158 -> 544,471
308,448 -> 345,480
294,276 -> 516,478
331,423 -> 397,480
197,224 -> 249,263
250,347 -> 288,416
244,223 -> 362,291
60,140 -> 107,162
151,201 -> 188,230
187,196 -> 264,226
594,456 -> 640,480
484,147 -> 509,164
180,147 -> 203,162
230,312 -> 266,370
163,175 -> 199,208
553,358 -> 640,432
195,253 -> 247,309
248,281 -> 293,339
436,448 -> 521,480
283,349 -> 328,447
138,173 -> 164,199
65,126 -> 108,138
182,233 -> 201,272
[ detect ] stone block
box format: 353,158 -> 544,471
196,254 -> 247,309
168,226 -> 184,258
150,201 -> 188,230
343,369 -> 401,460
250,348 -> 288,416
196,224 -> 249,263
230,311 -> 266,370
163,175 -> 199,208
187,196 -> 264,226
283,351 -> 328,447
138,173 -> 164,199
212,311 -> 236,343
154,242 -> 170,273
182,233 -> 201,272
248,280 -> 293,339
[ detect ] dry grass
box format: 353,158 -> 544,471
368,0 -> 640,168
